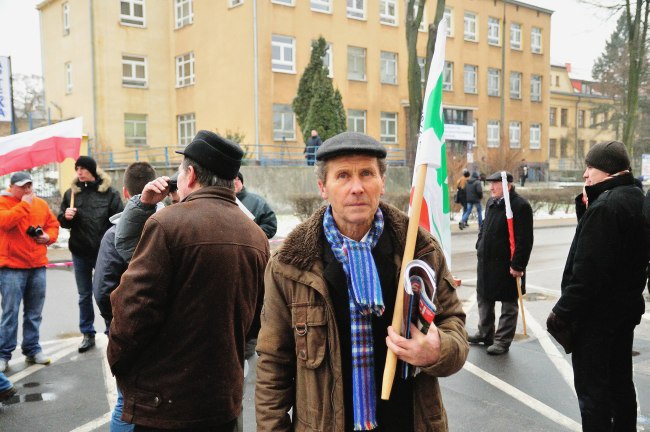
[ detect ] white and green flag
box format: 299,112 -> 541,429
410,18 -> 451,265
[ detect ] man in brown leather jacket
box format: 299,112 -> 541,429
256,132 -> 468,432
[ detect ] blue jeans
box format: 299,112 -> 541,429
0,371 -> 11,392
72,255 -> 96,335
461,201 -> 483,226
111,386 -> 134,432
0,268 -> 47,360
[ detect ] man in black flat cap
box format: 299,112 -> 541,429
547,141 -> 647,430
108,130 -> 269,431
256,131 -> 468,432
467,171 -> 533,355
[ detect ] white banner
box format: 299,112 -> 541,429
642,153 -> 650,179
0,56 -> 12,123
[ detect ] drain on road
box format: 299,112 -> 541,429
524,292 -> 549,301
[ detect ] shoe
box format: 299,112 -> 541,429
0,385 -> 16,402
459,222 -> 465,230
487,344 -> 509,355
0,359 -> 7,373
78,334 -> 95,353
25,352 -> 51,366
467,333 -> 494,346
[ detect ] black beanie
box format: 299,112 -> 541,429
585,141 -> 630,174
175,130 -> 243,180
75,156 -> 98,178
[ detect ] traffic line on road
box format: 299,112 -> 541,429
9,338 -> 80,383
463,361 -> 581,431
69,411 -> 111,432
523,307 -> 576,396
98,335 -> 118,409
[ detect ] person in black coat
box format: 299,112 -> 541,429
305,130 -> 322,166
547,141 -> 648,430
468,171 -> 533,355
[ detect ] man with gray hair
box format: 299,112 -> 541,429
108,130 -> 269,431
256,131 -> 468,431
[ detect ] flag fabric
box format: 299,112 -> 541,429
0,118 -> 83,176
500,171 -> 516,258
410,19 -> 451,265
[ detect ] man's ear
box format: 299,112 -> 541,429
186,165 -> 198,188
317,179 -> 328,201
122,186 -> 130,200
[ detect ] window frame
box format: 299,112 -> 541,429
487,120 -> 500,148
510,22 -> 522,50
271,0 -> 295,6
311,0 -> 331,13
228,0 -> 243,7
175,52 -> 195,88
487,17 -> 500,46
177,113 -> 196,146
174,0 -> 193,29
347,46 -> 367,81
550,107 -> 557,126
124,113 -> 148,147
510,71 -> 522,99
463,64 -> 477,94
347,109 -> 367,133
62,2 -> 70,36
530,74 -> 542,102
380,0 -> 397,25
444,8 -> 453,37
120,0 -> 146,27
65,62 -> 72,94
509,121 -> 521,148
464,12 -> 478,41
122,55 -> 148,88
273,104 -> 296,141
443,61 -> 453,91
529,123 -> 541,149
271,34 -> 296,74
487,67 -> 500,97
380,112 -> 398,144
347,0 -> 366,20
380,51 -> 398,85
531,27 -> 542,54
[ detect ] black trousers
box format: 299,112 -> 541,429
572,321 -> 638,432
133,417 -> 237,432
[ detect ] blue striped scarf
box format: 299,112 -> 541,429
323,206 -> 384,431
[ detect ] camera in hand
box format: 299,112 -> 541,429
168,179 -> 178,193
26,225 -> 44,237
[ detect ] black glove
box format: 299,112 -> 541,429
546,312 -> 572,354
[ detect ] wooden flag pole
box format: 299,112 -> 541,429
516,276 -> 527,336
381,163 -> 428,400
69,190 -> 75,209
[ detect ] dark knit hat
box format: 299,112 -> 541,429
486,171 -> 513,182
316,132 -> 386,161
75,156 -> 98,178
585,141 -> 630,174
175,130 -> 244,180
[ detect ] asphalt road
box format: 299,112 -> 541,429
1,224 -> 649,431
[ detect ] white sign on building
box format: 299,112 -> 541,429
0,56 -> 12,123
443,124 -> 474,141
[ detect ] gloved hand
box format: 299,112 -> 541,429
546,312 -> 572,354
546,311 -> 567,333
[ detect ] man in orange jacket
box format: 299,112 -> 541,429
0,172 -> 59,373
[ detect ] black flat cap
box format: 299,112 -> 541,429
316,132 -> 387,161
486,171 -> 513,182
176,130 -> 244,180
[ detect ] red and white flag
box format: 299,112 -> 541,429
501,171 -> 516,258
0,118 -> 83,176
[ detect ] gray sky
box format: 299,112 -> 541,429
0,0 -> 620,79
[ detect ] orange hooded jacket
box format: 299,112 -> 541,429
0,190 -> 60,269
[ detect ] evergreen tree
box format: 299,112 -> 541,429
293,36 -> 346,144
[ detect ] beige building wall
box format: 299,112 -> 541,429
39,0 -> 552,174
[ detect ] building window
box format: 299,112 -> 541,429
487,68 -> 500,97
347,0 -> 365,20
487,120 -> 500,148
510,71 -> 521,99
443,61 -> 453,91
120,0 -> 145,27
347,109 -> 366,133
272,0 -> 294,5
175,52 -> 195,87
271,35 -> 295,73
273,104 -> 295,141
380,51 -> 398,84
418,57 -> 426,86
464,12 -> 477,41
228,0 -> 243,7
380,0 -> 397,25
124,114 -> 147,147
62,2 -> 70,35
531,27 -> 542,54
380,112 -> 398,144
560,138 -> 568,157
177,113 -> 195,146
443,108 -> 468,125
509,121 -> 521,148
578,110 -> 585,128
175,0 -> 193,29
590,110 -> 597,128
487,17 -> 500,45
578,139 -> 586,156
531,75 -> 542,102
311,0 -> 331,13
550,107 -> 557,126
549,138 -> 557,157
561,108 -> 568,127
530,124 -> 541,149
65,62 -> 72,94
464,64 -> 477,94
510,23 -> 522,50
122,55 -> 147,88
322,42 -> 333,78
444,8 -> 453,36
347,46 -> 366,81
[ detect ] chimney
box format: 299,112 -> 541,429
565,62 -> 572,73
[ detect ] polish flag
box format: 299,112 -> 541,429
0,117 -> 83,176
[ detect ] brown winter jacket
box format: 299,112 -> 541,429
256,202 -> 468,432
107,186 -> 269,430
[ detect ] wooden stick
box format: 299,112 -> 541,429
69,190 -> 75,209
381,163 -> 428,400
516,276 -> 527,336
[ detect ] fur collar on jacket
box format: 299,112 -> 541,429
277,201 -> 433,271
70,167 -> 112,194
